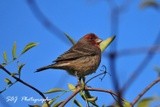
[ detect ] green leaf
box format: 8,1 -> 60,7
80,91 -> 98,106
90,101 -> 99,107
154,66 -> 160,72
123,100 -> 131,107
52,101 -> 63,107
11,73 -> 19,77
65,33 -> 76,45
44,88 -> 65,94
4,78 -> 12,85
18,63 -> 25,78
42,103 -> 49,107
74,99 -> 82,107
86,97 -> 97,102
110,100 -> 131,107
2,62 -> 7,66
100,36 -> 116,52
42,96 -> 60,107
68,83 -> 76,92
137,97 -> 154,107
12,42 -> 17,60
3,51 -> 8,63
80,91 -> 86,100
154,65 -> 160,76
140,0 -> 160,9
84,90 -> 97,102
28,105 -> 41,107
21,42 -> 38,55
102,104 -> 107,107
18,63 -> 25,72
84,90 -> 92,98
49,97 -> 59,105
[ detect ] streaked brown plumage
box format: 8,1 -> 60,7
36,33 -> 102,78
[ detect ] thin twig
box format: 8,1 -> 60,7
85,65 -> 107,84
121,31 -> 160,94
84,87 -> 124,101
105,45 -> 160,57
111,94 -> 119,103
0,65 -> 50,107
99,65 -> 109,81
108,52 -> 123,107
107,0 -> 124,106
131,77 -> 160,106
26,0 -> 66,43
26,0 -> 70,89
0,81 -> 18,94
59,87 -> 81,107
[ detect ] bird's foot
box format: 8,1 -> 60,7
76,77 -> 86,90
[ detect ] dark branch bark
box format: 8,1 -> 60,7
0,65 -> 50,107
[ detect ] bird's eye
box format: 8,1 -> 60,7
89,36 -> 94,40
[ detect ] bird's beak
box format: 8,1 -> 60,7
96,38 -> 103,45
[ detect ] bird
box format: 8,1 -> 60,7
36,33 -> 102,80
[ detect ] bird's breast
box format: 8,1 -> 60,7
66,54 -> 101,77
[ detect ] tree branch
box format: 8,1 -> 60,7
59,87 -> 81,107
131,77 -> 160,106
59,86 -> 124,107
85,87 -> 124,101
0,65 -> 50,107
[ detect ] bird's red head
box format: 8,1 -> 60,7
83,33 -> 102,47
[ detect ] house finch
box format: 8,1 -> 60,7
36,33 -> 102,78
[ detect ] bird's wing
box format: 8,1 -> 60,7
53,46 -> 96,62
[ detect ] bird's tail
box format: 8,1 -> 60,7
35,64 -> 53,72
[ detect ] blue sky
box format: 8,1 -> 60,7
0,0 -> 160,106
